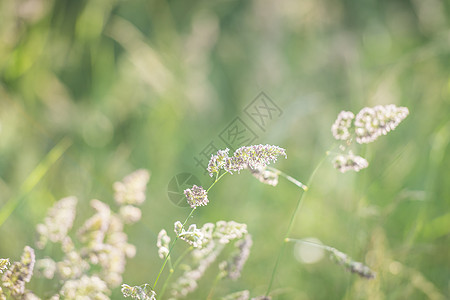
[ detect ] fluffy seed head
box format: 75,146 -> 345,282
156,229 -> 171,259
354,105 -> 409,144
329,247 -> 376,279
119,205 -> 142,224
0,259 -> 9,274
220,235 -> 253,280
332,111 -> 355,141
249,167 -> 279,186
114,169 -> 150,206
36,196 -> 77,249
121,283 -> 156,300
207,149 -> 230,177
60,275 -> 110,299
206,144 -> 287,176
333,151 -> 369,173
174,222 -> 204,248
184,185 -> 209,208
35,258 -> 56,279
1,246 -> 36,297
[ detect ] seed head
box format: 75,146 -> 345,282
329,247 -> 376,279
207,149 -> 230,177
220,235 -> 252,280
121,283 -> 156,300
0,259 -> 9,274
206,144 -> 287,176
36,196 -> 77,249
119,205 -> 142,224
184,185 -> 209,208
60,275 -> 110,299
333,151 -> 369,173
332,111 -> 355,141
232,144 -> 287,172
114,169 -> 150,206
1,246 -> 36,297
174,221 -> 204,248
355,105 -> 409,144
156,229 -> 171,259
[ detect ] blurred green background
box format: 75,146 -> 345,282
0,0 -> 449,299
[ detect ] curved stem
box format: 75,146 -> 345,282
207,171 -> 228,192
266,167 -> 308,191
153,208 -> 196,290
206,272 -> 222,300
159,246 -> 193,299
265,151 -> 329,297
285,238 -> 332,252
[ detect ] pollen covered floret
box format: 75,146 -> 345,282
331,111 -> 355,141
207,149 -> 230,177
249,166 -> 279,186
354,104 -> 409,144
170,220 -> 251,299
232,144 -> 287,171
119,205 -> 142,224
333,151 -> 369,173
0,259 -> 9,274
1,246 -> 36,297
329,247 -> 376,279
35,257 -> 56,279
184,185 -> 209,208
220,235 -> 253,280
174,221 -> 204,248
206,144 -> 287,176
213,221 -> 248,244
121,283 -> 156,300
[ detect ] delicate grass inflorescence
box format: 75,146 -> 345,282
332,151 -> 369,173
125,128 -> 402,298
0,169 -> 150,300
0,259 -> 9,274
0,105 -> 408,299
122,284 -> 157,300
183,185 -> 209,208
330,104 -> 409,173
0,246 -> 36,299
207,144 -> 287,177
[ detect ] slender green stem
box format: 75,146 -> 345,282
159,246 -> 193,299
207,171 -> 228,192
206,272 -> 223,300
285,238 -> 332,252
265,152 -> 329,297
153,208 -> 196,290
0,137 -> 72,228
266,166 -> 308,191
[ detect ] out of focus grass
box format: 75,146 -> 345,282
0,0 -> 449,299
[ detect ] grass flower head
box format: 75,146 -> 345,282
184,185 -> 209,208
333,151 -> 369,173
354,104 -> 409,144
331,111 -> 355,141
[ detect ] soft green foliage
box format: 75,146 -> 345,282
0,0 -> 449,299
